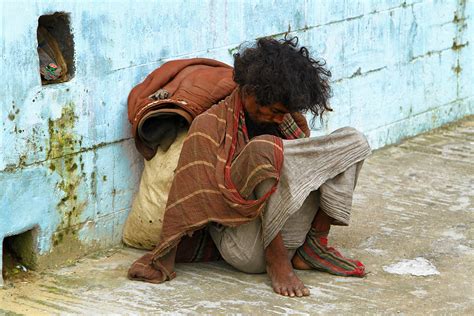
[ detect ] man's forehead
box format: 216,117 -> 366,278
270,102 -> 290,113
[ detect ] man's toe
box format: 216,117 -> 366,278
295,288 -> 303,297
302,287 -> 310,296
273,286 -> 279,294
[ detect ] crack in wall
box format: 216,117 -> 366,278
332,66 -> 388,83
0,137 -> 132,173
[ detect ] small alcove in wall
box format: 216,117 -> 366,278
37,12 -> 75,85
2,228 -> 38,282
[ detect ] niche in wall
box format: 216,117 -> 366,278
37,12 -> 75,85
2,228 -> 38,282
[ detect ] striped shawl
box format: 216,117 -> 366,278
151,88 -> 307,262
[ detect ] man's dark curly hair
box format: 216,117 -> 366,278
233,36 -> 332,121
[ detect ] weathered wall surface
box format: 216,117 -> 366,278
0,0 -> 472,281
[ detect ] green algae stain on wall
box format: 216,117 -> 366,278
47,102 -> 80,160
45,102 -> 87,254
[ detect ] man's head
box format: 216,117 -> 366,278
233,36 -> 332,125
242,92 -> 289,125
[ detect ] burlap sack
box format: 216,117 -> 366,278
123,129 -> 187,249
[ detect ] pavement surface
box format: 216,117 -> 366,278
1,117 -> 473,315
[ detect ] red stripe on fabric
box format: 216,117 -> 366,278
273,136 -> 284,174
223,94 -> 257,205
224,94 -> 241,194
222,94 -> 281,207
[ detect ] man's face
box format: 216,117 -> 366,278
243,94 -> 289,125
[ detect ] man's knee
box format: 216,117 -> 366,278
210,220 -> 267,274
335,127 -> 370,149
220,232 -> 266,273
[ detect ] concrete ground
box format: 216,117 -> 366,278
1,117 -> 473,315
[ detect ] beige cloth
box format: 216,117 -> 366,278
209,127 -> 370,273
123,129 -> 187,249
209,190 -> 319,273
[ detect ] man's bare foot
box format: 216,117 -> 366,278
265,233 -> 310,297
266,259 -> 310,297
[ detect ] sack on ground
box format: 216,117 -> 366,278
123,128 -> 187,249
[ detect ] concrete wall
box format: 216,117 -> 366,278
0,0 -> 472,282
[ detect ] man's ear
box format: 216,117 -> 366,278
241,85 -> 256,98
241,85 -> 249,98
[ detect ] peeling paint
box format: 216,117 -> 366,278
451,40 -> 469,51
453,60 -> 462,74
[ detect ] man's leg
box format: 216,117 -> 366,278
265,232 -> 310,297
209,177 -> 312,297
209,218 -> 310,297
256,179 -> 310,297
209,219 -> 266,274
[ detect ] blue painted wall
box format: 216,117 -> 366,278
0,0 -> 472,282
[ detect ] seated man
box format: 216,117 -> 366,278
128,36 -> 371,298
